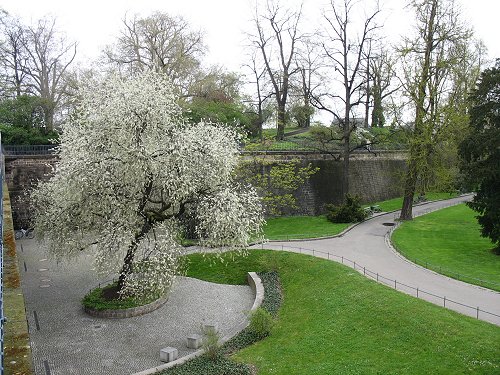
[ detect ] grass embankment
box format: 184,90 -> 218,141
184,250 -> 499,374
263,192 -> 459,240
2,184 -> 34,375
264,215 -> 349,240
392,204 -> 500,291
369,191 -> 459,212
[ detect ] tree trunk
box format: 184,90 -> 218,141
371,90 -> 384,127
117,242 -> 137,291
400,157 -> 417,220
276,102 -> 286,141
43,104 -> 55,132
342,114 -> 350,199
400,0 -> 437,220
342,139 -> 350,199
364,62 -> 370,129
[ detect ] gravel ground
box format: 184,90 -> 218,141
17,239 -> 253,375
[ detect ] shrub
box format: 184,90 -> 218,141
0,124 -> 59,145
202,326 -> 222,361
248,307 -> 274,338
326,194 -> 368,223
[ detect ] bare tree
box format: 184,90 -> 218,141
21,16 -> 77,131
0,14 -> 28,97
104,12 -> 206,96
292,37 -> 322,128
369,47 -> 400,127
243,49 -> 273,138
251,0 -> 303,140
311,0 -> 380,199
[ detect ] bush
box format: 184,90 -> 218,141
326,194 -> 368,223
249,307 -> 274,337
163,355 -> 251,375
0,124 -> 59,145
202,326 -> 222,361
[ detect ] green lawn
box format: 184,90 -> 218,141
262,192 -> 459,241
392,204 -> 500,291
184,250 -> 499,375
368,191 -> 459,212
263,215 -> 350,240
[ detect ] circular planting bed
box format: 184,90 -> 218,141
82,282 -> 168,319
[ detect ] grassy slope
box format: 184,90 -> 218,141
185,250 -> 499,375
368,191 -> 459,212
264,215 -> 349,240
392,204 -> 500,291
263,193 -> 458,241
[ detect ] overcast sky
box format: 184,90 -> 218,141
2,0 -> 499,72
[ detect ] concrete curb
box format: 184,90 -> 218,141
131,272 -> 264,375
84,294 -> 169,319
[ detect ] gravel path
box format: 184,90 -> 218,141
252,196 -> 500,326
17,239 -> 253,375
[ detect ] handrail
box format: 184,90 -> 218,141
2,144 -> 57,156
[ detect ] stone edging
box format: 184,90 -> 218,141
83,294 -> 168,319
131,272 -> 264,375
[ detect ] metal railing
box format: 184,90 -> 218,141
257,241 -> 500,324
242,137 -> 408,153
394,248 -> 500,290
1,134 -> 5,373
387,200 -> 500,292
2,144 -> 57,156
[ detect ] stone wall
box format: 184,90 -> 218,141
4,155 -> 57,228
5,151 -> 407,227
243,151 -> 407,215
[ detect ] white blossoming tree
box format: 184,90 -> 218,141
31,71 -> 264,301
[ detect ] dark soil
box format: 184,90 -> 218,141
101,283 -> 121,301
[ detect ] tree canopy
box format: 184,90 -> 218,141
31,71 -> 264,300
460,65 -> 500,248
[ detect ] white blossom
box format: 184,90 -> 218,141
31,70 -> 264,300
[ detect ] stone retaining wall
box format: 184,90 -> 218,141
4,155 -> 57,228
5,151 -> 407,224
243,151 -> 407,215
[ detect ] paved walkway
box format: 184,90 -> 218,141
252,196 -> 500,326
17,239 -> 253,375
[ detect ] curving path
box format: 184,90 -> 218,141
251,195 -> 500,326
16,239 -> 254,375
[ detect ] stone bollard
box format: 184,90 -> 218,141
186,334 -> 203,349
203,324 -> 218,334
159,347 -> 178,363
